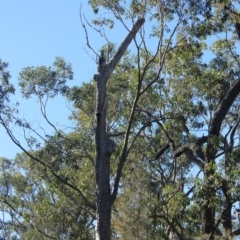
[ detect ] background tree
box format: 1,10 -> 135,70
1,0 -> 240,239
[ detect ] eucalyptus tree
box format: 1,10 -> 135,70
86,0 -> 240,238
1,0 -> 240,239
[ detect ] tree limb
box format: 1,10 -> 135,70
109,18 -> 145,73
209,78 -> 240,136
0,116 -> 95,210
185,152 -> 204,170
150,143 -> 170,161
173,136 -> 208,159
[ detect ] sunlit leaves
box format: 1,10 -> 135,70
0,59 -> 15,110
18,57 -> 73,99
1,0 -> 240,238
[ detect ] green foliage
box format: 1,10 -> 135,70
0,59 -> 15,110
19,57 -> 73,99
1,0 -> 240,239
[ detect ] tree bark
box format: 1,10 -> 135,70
94,18 -> 145,240
202,79 -> 240,238
95,67 -> 112,240
222,201 -> 232,238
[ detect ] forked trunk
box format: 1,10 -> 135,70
94,18 -> 145,240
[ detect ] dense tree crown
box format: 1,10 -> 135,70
1,0 -> 240,239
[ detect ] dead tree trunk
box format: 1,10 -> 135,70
94,18 -> 145,240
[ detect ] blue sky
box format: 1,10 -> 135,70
0,1 -> 124,159
0,1 -> 224,160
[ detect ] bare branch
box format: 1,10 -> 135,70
209,78 -> 240,136
229,118 -> 240,151
109,18 -> 145,71
79,4 -> 99,58
174,142 -> 204,159
185,152 -> 204,170
155,120 -> 176,150
140,18 -> 184,96
149,143 -> 170,161
110,19 -> 147,204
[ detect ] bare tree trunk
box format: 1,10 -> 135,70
94,18 -> 145,240
202,162 -> 215,238
94,68 -> 113,240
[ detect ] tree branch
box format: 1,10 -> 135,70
150,143 -> 170,161
110,19 -> 146,205
0,116 -> 95,210
148,214 -> 184,240
173,136 -> 208,159
209,78 -> 240,136
185,152 -> 204,170
109,18 -> 145,72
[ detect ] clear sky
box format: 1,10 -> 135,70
0,1 -> 220,160
0,1 -> 125,159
